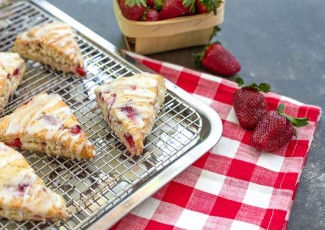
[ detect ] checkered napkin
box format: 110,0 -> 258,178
111,52 -> 322,230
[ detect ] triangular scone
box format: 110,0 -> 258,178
12,22 -> 86,76
0,93 -> 95,160
95,73 -> 166,156
0,142 -> 69,222
0,52 -> 26,113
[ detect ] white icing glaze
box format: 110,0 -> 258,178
1,168 -> 36,219
0,52 -> 21,70
115,106 -> 145,129
76,142 -> 85,160
44,106 -> 71,141
96,75 -> 161,132
109,77 -> 158,89
0,143 -> 67,221
0,166 -> 63,221
6,94 -> 61,135
0,152 -> 23,170
69,134 -> 80,160
4,93 -> 89,158
21,22 -> 80,58
124,88 -> 157,99
0,143 -> 24,170
0,68 -> 6,81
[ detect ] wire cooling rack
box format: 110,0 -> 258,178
0,1 -> 222,229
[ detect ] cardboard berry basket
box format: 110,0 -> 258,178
114,0 -> 225,55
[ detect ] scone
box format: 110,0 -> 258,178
12,22 -> 86,76
0,93 -> 95,160
0,142 -> 69,222
95,73 -> 166,156
0,52 -> 26,113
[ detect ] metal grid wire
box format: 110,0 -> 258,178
0,1 -> 203,229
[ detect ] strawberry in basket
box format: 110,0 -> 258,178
119,0 -> 146,21
195,0 -> 223,14
118,0 -> 223,21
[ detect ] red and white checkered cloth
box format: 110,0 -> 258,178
111,52 -> 322,230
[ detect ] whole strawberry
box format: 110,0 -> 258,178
251,104 -> 309,152
195,42 -> 241,76
195,0 -> 223,14
159,0 -> 192,20
119,0 -> 146,21
233,78 -> 270,130
144,9 -> 160,21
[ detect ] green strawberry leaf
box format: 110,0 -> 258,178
125,0 -> 147,7
193,47 -> 207,65
258,83 -> 271,93
277,103 -> 309,128
209,26 -> 221,43
183,0 -> 196,13
234,77 -> 271,93
278,103 -> 285,113
198,0 -> 223,14
235,77 -> 244,86
154,0 -> 164,10
193,41 -> 221,65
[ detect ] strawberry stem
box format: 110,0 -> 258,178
235,77 -> 271,93
209,26 -> 221,44
194,41 -> 221,65
277,104 -> 309,128
154,0 -> 164,10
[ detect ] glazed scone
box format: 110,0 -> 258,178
12,22 -> 86,76
0,52 -> 26,113
0,93 -> 95,160
0,142 -> 69,222
95,73 -> 166,156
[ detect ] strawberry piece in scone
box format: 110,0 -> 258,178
0,142 -> 69,222
12,22 -> 86,76
0,52 -> 26,113
0,93 -> 96,160
95,73 -> 166,156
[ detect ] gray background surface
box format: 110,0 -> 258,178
47,0 -> 325,229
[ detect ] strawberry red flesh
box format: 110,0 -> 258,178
120,106 -> 138,120
20,98 -> 32,107
159,0 -> 191,20
125,134 -> 135,150
18,182 -> 30,194
233,87 -> 267,129
199,43 -> 241,76
251,111 -> 294,152
13,68 -> 19,76
108,93 -> 116,107
5,138 -> 22,148
119,0 -> 146,21
76,66 -> 87,76
70,125 -> 82,135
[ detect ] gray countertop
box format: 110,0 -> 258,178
47,0 -> 325,229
